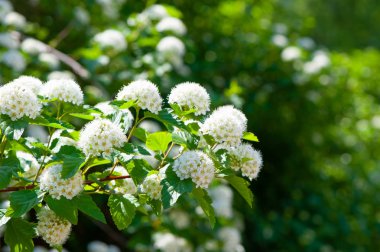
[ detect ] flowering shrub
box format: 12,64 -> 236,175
0,76 -> 262,251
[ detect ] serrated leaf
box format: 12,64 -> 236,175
144,109 -> 186,131
172,129 -> 198,149
133,127 -> 149,142
243,132 -> 259,142
55,145 -> 86,179
124,159 -> 153,185
7,190 -> 44,218
0,154 -> 21,189
225,175 -> 253,207
146,131 -> 172,153
74,194 -> 106,223
149,199 -> 162,216
4,218 -> 35,252
45,196 -> 78,224
30,114 -> 74,130
161,167 -> 193,209
108,194 -> 136,230
69,113 -> 95,120
192,188 -> 216,228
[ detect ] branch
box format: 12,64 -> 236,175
0,175 -> 130,193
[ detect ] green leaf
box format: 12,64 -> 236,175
84,158 -> 111,170
144,108 -> 186,131
74,194 -> 106,224
108,194 -> 136,230
7,190 -> 44,218
55,145 -> 86,179
225,175 -> 253,207
4,218 -> 35,252
0,209 -> 10,226
133,127 -> 149,142
172,129 -> 198,149
146,131 -> 172,153
149,199 -> 162,216
161,167 -> 194,209
243,132 -> 259,142
192,188 -> 216,228
124,159 -> 153,185
0,154 -> 21,189
0,115 -> 28,140
69,113 -> 95,120
45,196 -> 78,224
30,114 -> 74,130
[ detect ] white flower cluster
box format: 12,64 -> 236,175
116,80 -> 162,114
157,36 -> 185,59
2,49 -> 25,71
3,11 -> 26,29
153,232 -> 191,252
201,106 -> 247,146
0,81 -> 41,120
107,166 -> 137,195
88,240 -> 120,252
37,207 -> 72,247
0,32 -> 19,49
40,79 -> 84,105
95,102 -> 134,131
8,75 -> 43,94
21,38 -> 46,55
218,227 -> 244,252
143,4 -> 168,20
173,150 -> 215,188
93,29 -> 127,52
209,184 -> 234,218
141,173 -> 162,200
168,82 -> 210,115
229,143 -> 263,180
39,164 -> 83,199
156,17 -> 187,36
78,119 -> 127,156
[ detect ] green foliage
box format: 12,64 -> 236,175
55,145 -> 86,179
225,175 -> 253,208
108,195 -> 136,230
74,194 -> 106,224
45,196 -> 78,224
4,218 -> 35,252
192,188 -> 216,228
146,131 -> 172,153
7,190 -> 44,218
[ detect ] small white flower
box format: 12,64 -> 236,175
94,29 -> 126,52
21,38 -> 46,55
39,164 -> 83,199
37,207 -> 71,246
281,46 -> 301,61
218,227 -> 243,252
173,150 -> 215,188
47,71 -> 75,80
209,184 -> 233,218
156,17 -> 187,36
0,0 -> 12,18
2,49 -> 25,71
107,166 -> 137,195
229,143 -> 263,180
168,82 -> 210,115
201,106 -> 247,146
0,32 -> 19,49
116,80 -> 162,114
271,34 -> 288,47
78,119 -> 127,157
40,79 -> 84,105
8,75 -> 43,94
153,232 -> 191,252
3,11 -> 26,29
0,82 -> 41,120
157,36 -> 185,58
303,50 -> 330,75
141,173 -> 162,200
39,53 -> 60,68
143,4 -> 168,20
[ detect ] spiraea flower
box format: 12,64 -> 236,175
168,82 -> 210,115
2,49 -> 25,71
21,38 -> 46,55
93,29 -> 126,52
156,17 -> 187,36
116,80 -> 162,114
200,105 -> 247,146
228,143 -> 263,180
141,173 -> 162,200
37,207 -> 71,247
143,4 -> 168,20
39,164 -> 83,200
78,119 -> 127,156
8,75 -> 43,94
95,102 -> 134,131
39,79 -> 83,105
3,11 -> 26,29
173,150 -> 215,188
107,166 -> 137,195
157,36 -> 185,58
0,82 -> 41,120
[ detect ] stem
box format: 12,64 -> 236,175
107,161 -> 119,177
33,130 -> 54,184
0,135 -> 7,158
127,108 -> 146,142
159,142 -> 174,168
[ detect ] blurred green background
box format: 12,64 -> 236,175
1,0 -> 380,251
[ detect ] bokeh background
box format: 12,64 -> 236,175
1,0 -> 379,251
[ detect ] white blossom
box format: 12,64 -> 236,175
107,166 -> 137,195
281,46 -> 301,61
116,80 -> 162,114
0,32 -> 19,49
169,210 -> 190,229
0,0 -> 12,18
303,50 -> 330,75
153,232 -> 191,252
78,119 -> 127,156
168,82 -> 210,115
21,38 -> 46,55
201,106 -> 247,146
40,79 -> 84,105
8,75 -> 43,94
94,29 -> 126,52
173,150 -> 215,188
156,17 -> 187,36
3,12 -> 26,29
47,71 -> 75,80
218,227 -> 244,252
141,173 -> 162,200
39,53 -> 60,68
143,4 -> 168,20
39,164 -> 83,200
0,82 -> 41,120
157,36 -> 185,60
229,143 -> 263,180
37,207 -> 71,247
271,34 -> 288,47
2,49 -> 25,71
209,184 -> 233,218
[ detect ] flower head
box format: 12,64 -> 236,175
8,75 -> 43,94
107,166 -> 137,195
156,17 -> 187,36
173,150 -> 215,188
116,80 -> 162,114
0,82 -> 41,120
3,11 -> 26,29
143,4 -> 168,20
39,164 -> 83,200
168,82 -> 210,115
21,38 -> 46,55
141,173 -> 162,200
228,143 -> 263,180
78,119 -> 127,156
37,207 -> 71,246
200,106 -> 247,146
94,29 -> 126,52
39,79 -> 84,105
2,49 -> 25,71
157,36 -> 185,58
